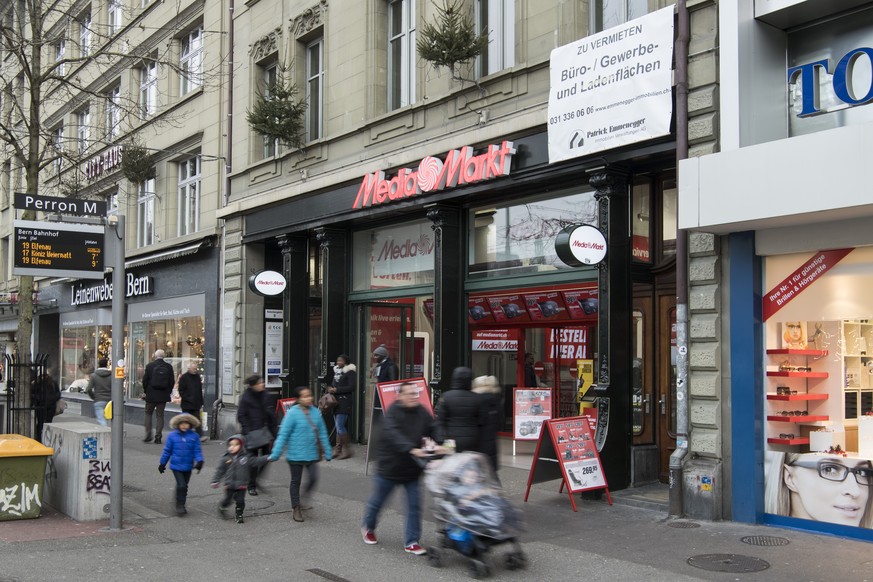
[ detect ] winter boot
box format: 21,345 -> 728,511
175,501 -> 187,515
293,506 -> 304,522
235,507 -> 245,524
336,434 -> 352,459
332,441 -> 342,458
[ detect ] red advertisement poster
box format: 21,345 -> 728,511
544,327 -> 591,363
548,417 -> 606,492
487,294 -> 531,323
468,296 -> 496,324
523,291 -> 569,322
762,248 -> 853,321
562,288 -> 598,320
376,377 -> 434,416
513,388 -> 552,440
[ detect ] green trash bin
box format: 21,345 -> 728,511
0,434 -> 54,521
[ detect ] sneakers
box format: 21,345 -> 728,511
175,502 -> 187,515
404,543 -> 427,555
248,486 -> 258,496
361,527 -> 378,545
235,515 -> 245,524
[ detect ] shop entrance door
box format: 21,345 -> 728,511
658,294 -> 678,481
354,301 -> 417,441
522,326 -> 595,418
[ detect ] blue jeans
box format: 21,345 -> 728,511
363,475 -> 421,546
94,401 -> 109,427
334,413 -> 349,436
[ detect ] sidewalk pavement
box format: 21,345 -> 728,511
0,410 -> 871,582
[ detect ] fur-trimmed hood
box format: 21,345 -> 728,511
170,412 -> 201,429
340,363 -> 356,374
472,375 -> 501,395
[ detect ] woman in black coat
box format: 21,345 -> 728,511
236,375 -> 277,495
473,375 -> 502,476
329,354 -> 357,459
435,367 -> 482,453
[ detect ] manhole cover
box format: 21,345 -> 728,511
667,520 -> 700,529
741,535 -> 790,547
687,554 -> 770,573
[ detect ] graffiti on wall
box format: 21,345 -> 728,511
86,460 -> 111,495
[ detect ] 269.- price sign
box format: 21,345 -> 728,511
14,220 -> 104,279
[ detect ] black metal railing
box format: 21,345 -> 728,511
3,353 -> 50,439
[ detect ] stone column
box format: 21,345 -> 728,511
426,204 -> 463,405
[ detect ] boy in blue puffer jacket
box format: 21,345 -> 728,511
159,413 -> 205,515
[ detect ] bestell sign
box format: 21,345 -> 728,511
353,141 -> 516,209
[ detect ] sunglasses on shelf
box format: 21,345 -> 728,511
776,387 -> 799,395
779,410 -> 807,416
779,364 -> 813,372
778,433 -> 795,439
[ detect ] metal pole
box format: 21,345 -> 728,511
109,215 -> 126,530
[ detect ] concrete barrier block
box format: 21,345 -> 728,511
43,422 -> 112,521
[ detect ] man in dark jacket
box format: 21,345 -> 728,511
435,367 -> 482,453
178,361 -> 206,439
86,358 -> 113,427
361,382 -> 443,555
236,374 -> 276,495
32,370 -> 60,443
373,345 -> 399,384
142,349 -> 175,444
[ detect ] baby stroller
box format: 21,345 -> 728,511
424,452 -> 527,578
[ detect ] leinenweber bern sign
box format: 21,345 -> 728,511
14,193 -> 107,217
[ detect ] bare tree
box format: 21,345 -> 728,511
0,0 -> 225,433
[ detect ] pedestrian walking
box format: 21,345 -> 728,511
86,358 -> 113,427
142,349 -> 176,444
211,434 -> 270,524
330,354 -> 357,459
472,375 -> 502,476
269,386 -> 332,522
158,413 -> 204,515
178,361 -> 206,440
361,381 -> 445,555
435,367 -> 482,453
237,374 -> 277,496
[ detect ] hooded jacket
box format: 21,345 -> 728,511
159,414 -> 205,471
332,363 -> 357,415
86,368 -> 113,402
435,367 -> 482,453
270,404 -> 332,463
237,387 -> 277,437
212,435 -> 270,490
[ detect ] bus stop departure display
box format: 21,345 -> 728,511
14,220 -> 104,279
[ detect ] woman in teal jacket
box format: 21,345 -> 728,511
269,386 -> 332,522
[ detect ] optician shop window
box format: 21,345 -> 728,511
469,190 -> 597,279
351,219 -> 435,291
762,246 -> 873,530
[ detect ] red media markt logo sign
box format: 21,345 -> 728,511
353,141 -> 516,209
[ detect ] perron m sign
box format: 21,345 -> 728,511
14,193 -> 107,217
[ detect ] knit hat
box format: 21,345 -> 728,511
373,345 -> 389,358
227,434 -> 245,447
170,413 -> 201,429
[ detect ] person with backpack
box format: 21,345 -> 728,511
142,349 -> 176,444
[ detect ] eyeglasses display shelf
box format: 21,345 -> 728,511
766,348 -> 830,446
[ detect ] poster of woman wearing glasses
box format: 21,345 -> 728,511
781,321 -> 808,349
765,451 -> 873,528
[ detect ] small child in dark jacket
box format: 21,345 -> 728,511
158,413 -> 205,515
212,434 -> 271,523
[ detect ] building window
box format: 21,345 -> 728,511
77,106 -> 90,153
55,38 -> 65,76
107,0 -> 122,36
591,0 -> 648,33
180,26 -> 203,95
261,62 -> 278,158
476,0 -> 514,77
137,177 -> 156,248
139,60 -> 158,118
305,38 -> 323,141
79,10 -> 92,57
52,124 -> 64,172
105,84 -> 120,139
107,190 -> 120,218
388,0 -> 416,111
0,236 -> 8,283
177,155 -> 200,236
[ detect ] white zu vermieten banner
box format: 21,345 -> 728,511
547,6 -> 675,164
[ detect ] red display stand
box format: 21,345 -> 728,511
275,397 -> 297,418
524,416 -> 612,511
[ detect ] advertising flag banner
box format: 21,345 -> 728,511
762,248 -> 853,321
547,6 -> 675,163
